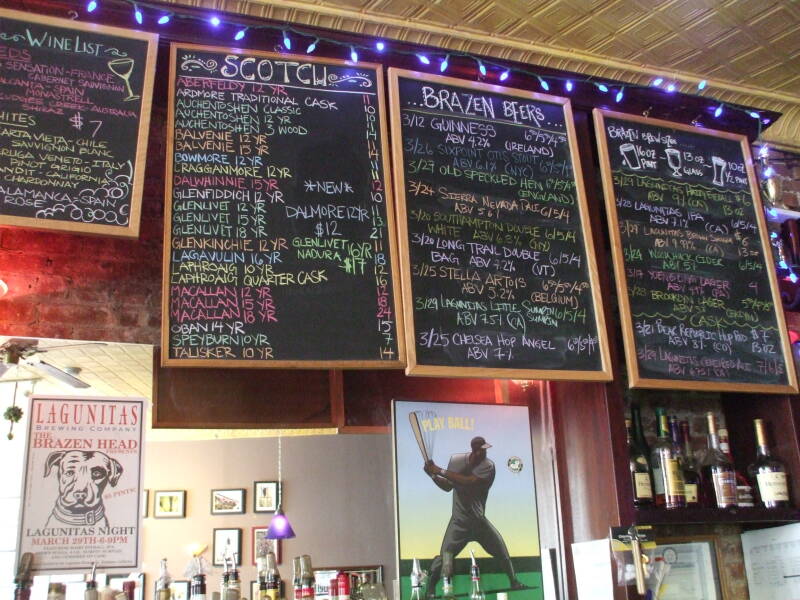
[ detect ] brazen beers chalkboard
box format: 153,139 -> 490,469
388,69 -> 611,379
163,44 -> 403,367
0,9 -> 156,237
595,109 -> 797,393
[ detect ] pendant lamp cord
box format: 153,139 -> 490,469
277,432 -> 282,504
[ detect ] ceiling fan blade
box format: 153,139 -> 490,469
34,360 -> 91,388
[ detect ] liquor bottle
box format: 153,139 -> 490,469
630,403 -> 650,458
469,550 -> 485,600
260,579 -> 269,600
329,578 -> 338,600
336,572 -> 350,600
700,412 -> 738,508
409,562 -> 423,600
226,570 -> 241,600
625,418 -> 653,506
85,563 -> 99,600
190,576 -> 207,600
441,576 -> 456,600
265,552 -> 281,600
718,427 -> 754,507
650,409 -> 686,508
679,420 -> 701,507
292,558 -> 302,600
299,556 -> 314,600
748,419 -> 791,508
14,553 -> 33,600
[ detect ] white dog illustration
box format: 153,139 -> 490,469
44,450 -> 123,527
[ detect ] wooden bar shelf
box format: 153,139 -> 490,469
634,506 -> 800,525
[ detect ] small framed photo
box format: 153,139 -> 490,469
154,580 -> 190,600
253,481 -> 279,513
653,536 -> 725,600
251,526 -> 281,566
153,490 -> 186,519
213,528 -> 243,566
142,490 -> 149,518
211,489 -> 246,515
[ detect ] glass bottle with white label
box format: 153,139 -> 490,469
650,409 -> 685,509
700,412 -> 738,509
748,419 -> 790,509
626,418 -> 653,506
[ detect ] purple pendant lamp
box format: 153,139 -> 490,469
266,434 -> 295,539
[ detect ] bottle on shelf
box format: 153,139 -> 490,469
678,420 -> 701,507
441,552 -> 456,600
469,550 -> 485,600
625,418 -> 653,506
700,412 -> 738,509
292,558 -> 302,600
748,418 -> 791,509
336,572 -> 350,600
85,563 -> 99,600
226,569 -> 241,600
630,403 -> 650,458
264,552 -> 281,600
718,427 -> 755,507
190,575 -> 206,600
650,408 -> 686,509
299,555 -> 314,600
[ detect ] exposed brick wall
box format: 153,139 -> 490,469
0,106 -> 166,344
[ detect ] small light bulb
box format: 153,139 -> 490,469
538,77 -> 549,91
597,83 -> 609,93
440,56 -> 449,72
234,28 -> 247,41
87,0 -> 98,12
210,16 -> 221,27
350,47 -> 358,63
478,60 -> 486,76
764,166 -> 775,178
759,145 -> 769,158
666,83 -> 676,92
565,80 -> 573,92
698,80 -> 707,90
375,41 -> 385,52
417,54 -> 430,65
306,39 -> 318,54
779,260 -> 788,269
791,272 -> 798,284
749,111 -> 760,119
499,70 -> 510,82
283,32 -> 291,50
134,6 -> 142,24
771,232 -> 779,239
615,89 -> 624,103
763,117 -> 771,124
652,77 -> 663,86
157,14 -> 170,24
714,105 -> 723,118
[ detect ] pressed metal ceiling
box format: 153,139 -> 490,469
164,0 -> 800,150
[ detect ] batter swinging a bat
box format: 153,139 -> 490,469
421,433 -> 524,598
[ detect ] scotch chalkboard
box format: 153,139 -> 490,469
388,69 -> 611,379
163,44 -> 403,367
0,9 -> 156,237
595,109 -> 797,393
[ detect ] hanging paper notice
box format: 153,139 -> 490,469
16,395 -> 146,573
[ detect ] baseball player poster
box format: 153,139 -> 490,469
16,395 -> 146,573
392,399 -> 542,600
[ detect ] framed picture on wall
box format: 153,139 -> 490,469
153,490 -> 186,518
251,527 -> 281,565
213,528 -> 243,566
211,489 -> 246,514
652,536 -> 727,599
142,490 -> 149,518
253,481 -> 279,513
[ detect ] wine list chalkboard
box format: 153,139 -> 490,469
0,9 -> 156,237
388,69 -> 611,379
163,44 -> 404,367
594,109 -> 797,393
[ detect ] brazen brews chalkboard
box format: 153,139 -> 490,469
389,69 -> 611,379
0,9 -> 156,237
595,109 -> 797,393
163,44 -> 403,367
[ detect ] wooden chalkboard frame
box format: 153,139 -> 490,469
594,108 -> 798,393
388,68 -> 612,380
162,43 -> 405,368
0,8 -> 157,238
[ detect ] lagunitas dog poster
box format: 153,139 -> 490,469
17,396 -> 145,573
392,400 -> 542,600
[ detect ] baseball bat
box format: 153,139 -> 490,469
408,412 -> 430,463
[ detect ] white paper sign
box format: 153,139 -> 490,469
742,522 -> 800,600
16,396 -> 146,573
571,539 -> 614,600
